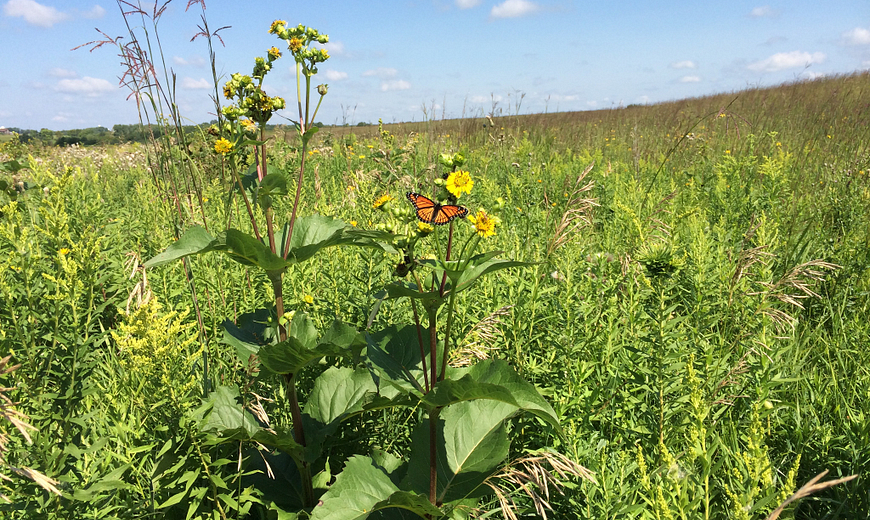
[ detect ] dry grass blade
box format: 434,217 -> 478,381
765,470 -> 858,520
1,356 -> 60,495
451,306 -> 513,367
484,451 -> 595,520
546,162 -> 598,256
124,251 -> 153,313
761,260 -> 841,309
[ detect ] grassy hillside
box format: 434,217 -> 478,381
1,71 -> 868,519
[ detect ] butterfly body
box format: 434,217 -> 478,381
406,192 -> 468,225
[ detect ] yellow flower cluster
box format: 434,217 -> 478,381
446,170 -> 474,198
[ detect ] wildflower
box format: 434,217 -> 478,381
214,138 -> 233,155
223,83 -> 232,99
358,155 -> 365,159
725,150 -> 731,154
445,170 -> 474,198
59,248 -> 70,256
319,48 -> 329,60
269,20 -> 287,34
317,84 -> 328,96
267,46 -> 281,60
303,294 -> 314,304
289,37 -> 303,53
350,220 -> 358,227
240,119 -> 256,131
373,194 -> 393,209
417,221 -> 434,234
468,209 -> 496,238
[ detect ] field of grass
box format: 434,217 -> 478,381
1,19 -> 869,519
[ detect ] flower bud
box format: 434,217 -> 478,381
317,84 -> 328,96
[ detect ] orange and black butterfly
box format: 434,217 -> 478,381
406,192 -> 468,225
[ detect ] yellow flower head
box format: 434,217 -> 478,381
350,220 -> 358,227
445,170 -> 474,198
289,37 -> 303,53
373,194 -> 393,209
240,119 -> 256,130
269,20 -> 287,34
303,294 -> 314,305
319,48 -> 330,60
417,221 -> 434,234
468,209 -> 496,238
222,83 -> 232,99
268,46 -> 282,60
59,248 -> 70,256
214,138 -> 233,155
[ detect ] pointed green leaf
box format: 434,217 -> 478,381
193,386 -> 260,438
143,226 -> 218,268
310,456 -> 441,520
305,367 -> 378,426
220,308 -> 277,365
366,326 -> 433,394
284,215 -> 349,264
455,258 -> 531,293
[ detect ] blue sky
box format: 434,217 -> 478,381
1,0 -> 868,131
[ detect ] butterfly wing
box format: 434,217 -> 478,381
406,192 -> 468,225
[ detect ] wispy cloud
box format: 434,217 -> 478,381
48,68 -> 77,78
749,5 -> 778,18
324,69 -> 348,81
3,0 -> 69,27
841,27 -> 870,46
82,4 -> 104,19
173,56 -> 206,67
491,0 -> 539,19
55,77 -> 114,96
381,80 -> 411,92
679,75 -> 701,83
364,67 -> 397,78
323,41 -> 346,56
456,0 -> 481,8
181,77 -> 210,90
747,51 -> 825,72
670,60 -> 696,69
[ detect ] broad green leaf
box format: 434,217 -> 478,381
366,325 -> 434,393
454,258 -> 531,293
305,367 -> 378,426
193,386 -> 260,438
252,429 -> 303,458
310,456 -> 441,520
284,215 -> 349,264
289,311 -> 318,350
402,402 -> 512,504
143,226 -> 218,268
444,360 -> 561,430
221,308 -> 277,365
259,316 -> 357,376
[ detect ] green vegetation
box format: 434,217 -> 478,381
0,6 -> 868,518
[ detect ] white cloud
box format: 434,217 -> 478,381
749,5 -> 777,18
679,75 -> 701,83
842,27 -> 870,46
635,95 -> 650,104
363,67 -> 397,78
586,100 -> 598,107
802,71 -> 826,80
82,4 -> 104,19
748,51 -> 825,72
323,41 -> 345,56
173,56 -> 206,67
55,76 -> 114,96
324,69 -> 348,81
52,114 -> 69,122
456,0 -> 481,8
491,0 -> 539,18
381,80 -> 411,92
181,77 -> 210,90
3,0 -> 69,27
550,94 -> 579,102
670,60 -> 696,69
48,67 -> 77,78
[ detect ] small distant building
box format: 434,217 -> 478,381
0,127 -> 11,135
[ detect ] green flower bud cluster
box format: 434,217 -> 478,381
438,152 -> 466,169
222,72 -> 286,125
269,21 -> 330,76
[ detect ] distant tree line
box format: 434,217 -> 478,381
6,121 -> 329,148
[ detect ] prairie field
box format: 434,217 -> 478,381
1,47 -> 869,520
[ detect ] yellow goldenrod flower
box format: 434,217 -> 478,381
468,209 -> 496,238
445,170 -> 474,198
373,194 -> 393,209
214,138 -> 233,155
